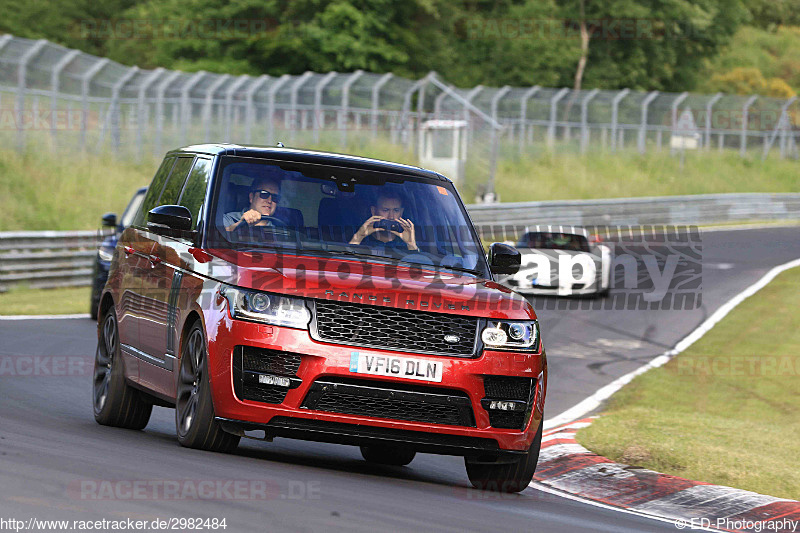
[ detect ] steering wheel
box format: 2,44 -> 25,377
260,215 -> 287,227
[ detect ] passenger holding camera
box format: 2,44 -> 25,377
349,191 -> 418,251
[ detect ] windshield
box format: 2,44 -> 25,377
207,157 -> 488,276
517,232 -> 590,252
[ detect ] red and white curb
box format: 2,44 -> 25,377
531,419 -> 800,533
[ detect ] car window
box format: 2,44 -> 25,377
178,158 -> 212,230
120,189 -> 146,228
159,156 -> 195,206
133,156 -> 176,227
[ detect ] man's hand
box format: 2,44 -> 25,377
226,209 -> 263,232
349,216 -> 383,244
391,218 -> 418,251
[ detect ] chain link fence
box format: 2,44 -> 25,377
0,34 -> 798,199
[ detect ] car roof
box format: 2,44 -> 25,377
166,144 -> 448,182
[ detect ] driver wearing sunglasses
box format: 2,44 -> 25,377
224,177 -> 282,232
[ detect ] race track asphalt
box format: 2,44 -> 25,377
1,226 -> 797,532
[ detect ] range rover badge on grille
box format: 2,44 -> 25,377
444,334 -> 460,344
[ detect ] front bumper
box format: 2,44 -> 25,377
206,312 -> 547,454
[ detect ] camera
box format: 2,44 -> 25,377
373,219 -> 403,233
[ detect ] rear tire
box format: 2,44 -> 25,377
360,445 -> 416,466
464,420 -> 543,493
175,321 -> 240,453
93,308 -> 153,429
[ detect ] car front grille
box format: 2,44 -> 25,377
301,377 -> 476,427
312,300 -> 479,357
483,376 -> 533,401
233,346 -> 302,405
482,376 -> 535,430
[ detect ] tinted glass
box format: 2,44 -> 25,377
518,232 -> 590,252
208,157 -> 488,277
178,158 -> 212,230
133,156 -> 175,226
159,156 -> 195,206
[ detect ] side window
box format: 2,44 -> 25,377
178,158 -> 212,230
133,156 -> 176,227
158,156 -> 195,206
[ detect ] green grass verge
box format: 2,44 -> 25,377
576,266 -> 800,500
1,142 -> 798,231
0,285 -> 91,315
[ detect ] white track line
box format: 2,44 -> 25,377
544,257 -> 800,430
0,314 -> 90,320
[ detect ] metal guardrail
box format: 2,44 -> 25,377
0,230 -> 109,292
466,192 -> 800,230
0,193 -> 798,292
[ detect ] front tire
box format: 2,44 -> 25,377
93,307 -> 152,429
175,321 -> 240,453
360,445 -> 416,466
464,420 -> 543,493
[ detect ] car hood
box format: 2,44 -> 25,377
204,249 -> 535,320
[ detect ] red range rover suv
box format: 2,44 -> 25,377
94,144 -> 547,492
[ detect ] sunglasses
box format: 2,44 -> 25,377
253,190 -> 281,203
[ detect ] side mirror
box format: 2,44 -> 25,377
488,242 -> 521,275
101,212 -> 117,227
147,205 -> 192,234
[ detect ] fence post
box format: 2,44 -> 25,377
245,75 -> 270,144
371,73 -> 393,139
49,49 -> 80,151
670,92 -> 689,132
705,93 -> 723,150
580,88 -> 600,154
761,96 -> 796,159
224,75 -> 250,142
400,72 -> 432,152
137,68 -> 164,160
339,70 -> 363,148
547,88 -> 569,147
16,39 -> 48,151
79,58 -> 110,152
312,72 -> 337,144
266,74 -> 291,145
179,71 -> 206,147
638,90 -> 659,154
519,86 -> 540,154
104,66 -> 138,153
287,71 -> 313,142
154,70 -> 181,155
740,95 -> 758,157
202,74 -> 229,143
610,88 -> 629,152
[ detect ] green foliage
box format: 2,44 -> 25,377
705,67 -> 796,97
700,25 -> 800,96
0,0 -> 758,92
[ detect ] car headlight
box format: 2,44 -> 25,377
98,246 -> 114,262
481,321 -> 539,351
220,286 -> 311,329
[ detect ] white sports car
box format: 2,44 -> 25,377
498,226 -> 612,297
